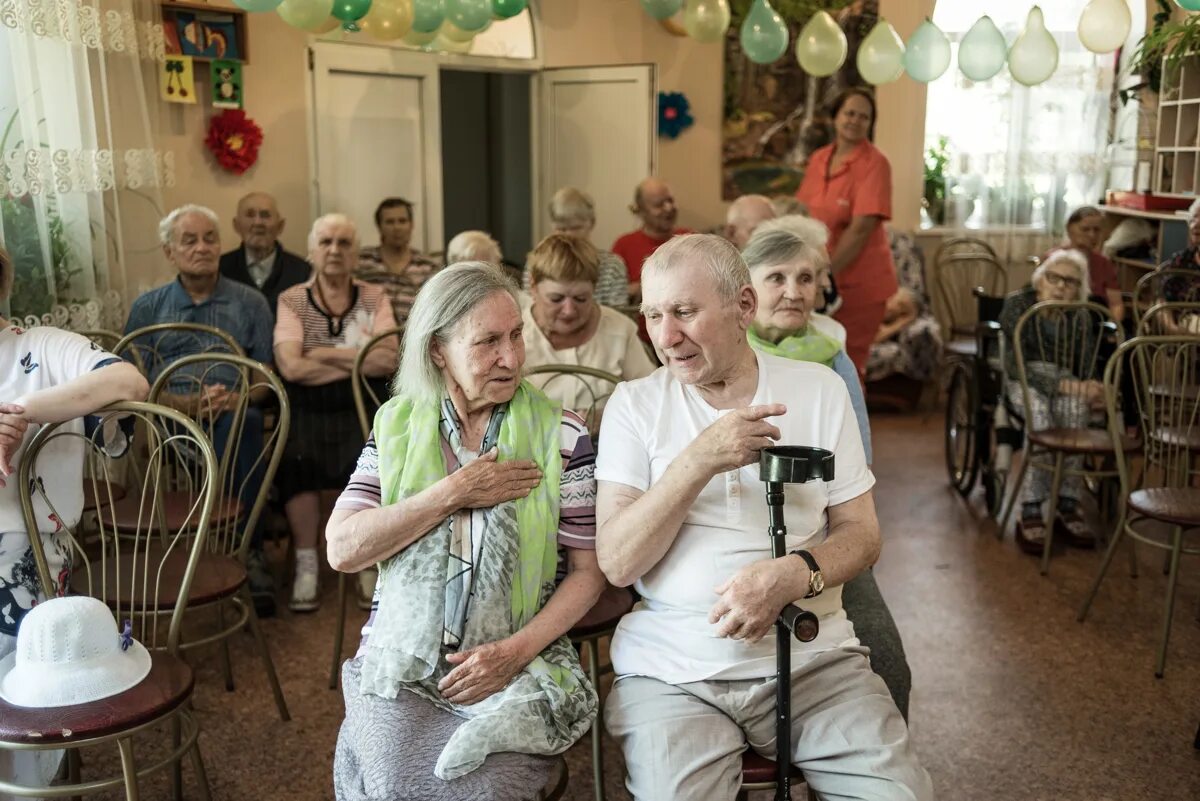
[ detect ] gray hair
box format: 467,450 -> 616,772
725,194 -> 775,227
1189,198 -> 1200,224
642,233 -> 749,304
742,215 -> 831,273
446,230 -> 502,266
549,187 -> 596,227
393,262 -> 519,403
1033,249 -> 1091,301
158,204 -> 219,247
308,213 -> 359,251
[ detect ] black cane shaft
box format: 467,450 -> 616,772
776,620 -> 791,800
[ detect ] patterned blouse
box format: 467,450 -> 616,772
355,247 -> 440,327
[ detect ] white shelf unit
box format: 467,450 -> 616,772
1155,53 -> 1200,196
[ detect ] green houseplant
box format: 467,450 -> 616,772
923,135 -> 949,226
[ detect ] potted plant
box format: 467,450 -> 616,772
923,135 -> 949,226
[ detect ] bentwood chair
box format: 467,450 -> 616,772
2,402 -> 217,801
125,353 -> 291,720
1138,301 -> 1200,336
114,323 -> 244,382
997,301 -> 1139,574
933,253 -> 1009,349
1132,268 -> 1200,329
329,327 -> 403,689
933,235 -> 1000,267
523,364 -> 621,436
76,328 -> 123,352
1079,336 -> 1200,677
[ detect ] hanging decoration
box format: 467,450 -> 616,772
411,0 -> 445,32
795,10 -> 847,77
235,0 -> 283,10
1008,6 -> 1058,87
403,27 -> 438,46
434,28 -> 475,52
642,0 -> 683,20
332,0 -> 372,27
490,0 -> 526,19
856,19 -> 905,85
903,18 -> 951,83
682,0 -> 730,44
739,0 -> 788,65
277,0 -> 335,30
1175,0 -> 1200,10
658,91 -> 694,139
439,19 -> 478,41
445,0 -> 490,32
958,15 -> 1007,81
205,110 -> 263,174
360,0 -> 414,40
210,60 -> 243,109
160,56 -> 197,104
1077,0 -> 1132,54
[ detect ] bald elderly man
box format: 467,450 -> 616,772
220,191 -> 311,315
612,177 -> 693,303
724,193 -> 777,250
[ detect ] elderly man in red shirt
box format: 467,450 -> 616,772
612,177 -> 693,304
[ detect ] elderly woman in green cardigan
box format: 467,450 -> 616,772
326,262 -> 604,799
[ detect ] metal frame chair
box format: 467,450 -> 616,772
2,402 -> 217,801
997,300 -> 1135,574
114,322 -> 245,379
135,353 -> 292,720
933,253 -> 1009,344
933,235 -> 1000,267
329,326 -> 404,689
1138,300 -> 1200,336
1079,335 -> 1200,676
1131,268 -> 1200,329
524,364 -> 621,436
76,328 -> 124,351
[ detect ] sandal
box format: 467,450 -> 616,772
1054,509 -> 1096,549
1015,515 -> 1047,556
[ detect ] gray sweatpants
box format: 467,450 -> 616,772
605,647 -> 932,801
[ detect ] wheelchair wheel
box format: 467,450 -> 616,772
944,362 -> 979,496
983,467 -> 1007,520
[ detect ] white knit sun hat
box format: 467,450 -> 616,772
0,596 -> 152,708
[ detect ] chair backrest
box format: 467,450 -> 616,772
934,236 -> 1000,266
1137,301 -> 1200,336
17,402 -> 219,654
75,328 -> 123,352
351,326 -> 404,439
115,322 -> 245,386
1132,268 -> 1200,326
933,253 -> 1009,337
1105,336 -> 1200,492
1011,300 -> 1118,431
147,353 -> 290,559
523,364 -> 620,434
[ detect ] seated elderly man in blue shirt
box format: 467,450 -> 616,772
124,203 -> 278,615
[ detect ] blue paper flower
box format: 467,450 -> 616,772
658,91 -> 694,140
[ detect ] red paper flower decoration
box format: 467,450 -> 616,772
205,109 -> 263,174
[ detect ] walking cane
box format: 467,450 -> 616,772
759,446 -> 833,801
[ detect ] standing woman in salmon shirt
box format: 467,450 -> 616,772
796,87 -> 899,379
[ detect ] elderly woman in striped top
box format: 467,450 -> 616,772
273,213 -> 399,613
326,262 -> 603,799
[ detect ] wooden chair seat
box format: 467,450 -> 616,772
569,585 -> 635,639
82,483 -> 126,512
76,547 -> 246,608
741,750 -> 803,784
1027,428 -> 1139,454
0,653 -> 193,745
103,491 -> 243,533
1148,383 -> 1200,403
1128,487 -> 1200,527
1148,426 -> 1200,450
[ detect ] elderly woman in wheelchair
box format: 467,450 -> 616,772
999,249 -> 1110,555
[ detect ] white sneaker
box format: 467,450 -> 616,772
356,568 -> 377,611
289,567 -> 320,613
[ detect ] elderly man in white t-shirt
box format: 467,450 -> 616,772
594,234 -> 930,801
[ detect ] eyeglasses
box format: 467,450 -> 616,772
1043,271 -> 1081,290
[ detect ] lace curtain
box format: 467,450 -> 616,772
923,0 -> 1144,267
0,0 -> 172,328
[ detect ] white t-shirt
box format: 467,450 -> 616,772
523,305 -> 657,415
0,324 -> 118,536
594,350 -> 874,683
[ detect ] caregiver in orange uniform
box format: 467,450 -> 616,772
796,87 -> 898,378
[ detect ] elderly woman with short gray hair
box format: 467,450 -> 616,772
326,262 -> 603,799
522,187 -> 629,306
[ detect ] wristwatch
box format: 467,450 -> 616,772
789,549 -> 824,598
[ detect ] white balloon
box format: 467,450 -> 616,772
1008,6 -> 1058,87
958,16 -> 1007,82
903,19 -> 951,83
1077,0 -> 1132,55
856,19 -> 905,85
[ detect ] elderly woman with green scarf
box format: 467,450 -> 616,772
326,262 -> 604,799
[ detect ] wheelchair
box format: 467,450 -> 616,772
943,288 -> 1024,518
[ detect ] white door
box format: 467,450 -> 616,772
309,43 -> 444,254
536,65 -> 657,250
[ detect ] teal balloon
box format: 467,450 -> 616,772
491,0 -> 526,19
641,0 -> 683,20
903,19 -> 951,83
412,0 -> 444,32
445,0 -> 489,31
332,0 -> 371,21
235,0 -> 284,11
739,0 -> 788,65
958,15 -> 1007,82
1176,0 -> 1200,11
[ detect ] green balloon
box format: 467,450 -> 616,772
491,0 -> 526,19
235,0 -> 284,12
446,0 -> 489,31
412,0 -> 444,32
332,0 -> 371,21
277,0 -> 335,29
739,0 -> 788,65
641,0 -> 682,20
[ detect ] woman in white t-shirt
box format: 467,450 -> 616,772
522,233 -> 657,418
0,247 -> 148,795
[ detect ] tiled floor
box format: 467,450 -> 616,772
51,412 -> 1200,799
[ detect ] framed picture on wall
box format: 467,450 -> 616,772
161,1 -> 250,64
